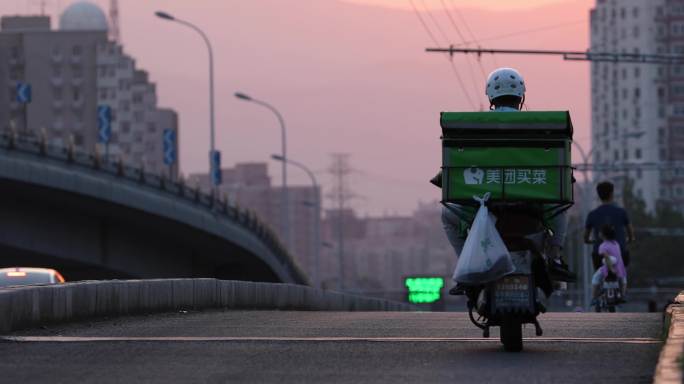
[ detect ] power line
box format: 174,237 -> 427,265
420,0 -> 451,44
438,0 -> 484,108
448,0 -> 499,68
455,19 -> 586,47
444,1 -> 491,79
407,0 -> 477,109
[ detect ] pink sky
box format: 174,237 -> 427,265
3,0 -> 594,216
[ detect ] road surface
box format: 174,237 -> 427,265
0,310 -> 662,383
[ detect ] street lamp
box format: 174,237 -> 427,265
155,11 -> 219,186
271,154 -> 320,288
573,141 -> 595,311
236,93 -> 289,250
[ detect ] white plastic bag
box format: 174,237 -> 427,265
452,193 -> 515,284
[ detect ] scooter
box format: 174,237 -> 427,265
463,204 -> 556,352
594,273 -> 622,313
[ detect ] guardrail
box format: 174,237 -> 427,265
0,279 -> 416,333
0,130 -> 307,285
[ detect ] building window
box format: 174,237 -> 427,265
132,92 -> 143,103
53,87 -> 63,100
614,150 -> 620,161
74,133 -> 84,145
633,7 -> 639,18
134,111 -> 144,123
635,148 -> 642,159
634,67 -> 640,78
121,121 -> 131,134
72,45 -> 82,56
623,148 -> 629,160
72,87 -> 81,101
147,122 -> 157,133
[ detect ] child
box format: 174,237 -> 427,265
591,224 -> 627,304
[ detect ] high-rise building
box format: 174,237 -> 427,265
590,0 -> 684,210
0,2 -> 178,177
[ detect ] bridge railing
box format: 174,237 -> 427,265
0,130 -> 308,285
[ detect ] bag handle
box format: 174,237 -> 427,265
472,192 -> 491,206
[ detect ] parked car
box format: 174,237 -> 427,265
0,267 -> 65,288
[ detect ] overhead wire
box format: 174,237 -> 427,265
455,19 -> 586,46
408,0 -> 477,109
439,0 -> 486,108
448,0 -> 499,68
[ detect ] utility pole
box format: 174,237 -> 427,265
425,46 -> 684,65
328,154 -> 355,291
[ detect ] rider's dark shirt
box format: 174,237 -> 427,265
585,203 -> 630,253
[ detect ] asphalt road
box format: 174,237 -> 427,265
0,310 -> 662,384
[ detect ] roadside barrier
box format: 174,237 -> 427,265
0,279 -> 416,333
654,292 -> 684,384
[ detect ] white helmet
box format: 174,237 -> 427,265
485,67 -> 526,103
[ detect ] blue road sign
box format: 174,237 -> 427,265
16,83 -> 31,104
210,150 -> 221,186
163,129 -> 176,166
97,105 -> 112,144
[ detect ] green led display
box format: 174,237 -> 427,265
404,277 -> 444,304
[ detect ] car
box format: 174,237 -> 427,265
0,267 -> 65,288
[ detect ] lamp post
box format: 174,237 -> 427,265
155,11 -> 219,186
272,154 -> 320,288
236,92 -> 290,250
573,141 -> 595,311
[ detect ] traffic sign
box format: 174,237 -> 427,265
97,105 -> 112,144
210,150 -> 221,186
16,83 -> 31,104
163,129 -> 176,165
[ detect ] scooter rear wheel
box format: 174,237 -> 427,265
500,319 -> 523,352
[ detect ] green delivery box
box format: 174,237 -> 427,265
440,111 -> 574,205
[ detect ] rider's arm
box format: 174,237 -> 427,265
583,227 -> 593,244
627,223 -> 636,243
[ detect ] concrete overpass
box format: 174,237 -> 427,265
0,132 -> 307,284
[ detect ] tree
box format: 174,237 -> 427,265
621,179 -> 684,286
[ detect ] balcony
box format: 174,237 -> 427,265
51,54 -> 63,64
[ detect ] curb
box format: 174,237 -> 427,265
0,279 -> 416,333
654,292 -> 684,384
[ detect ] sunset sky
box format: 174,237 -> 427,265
2,0 -> 595,216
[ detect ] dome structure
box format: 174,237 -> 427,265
59,1 -> 109,31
